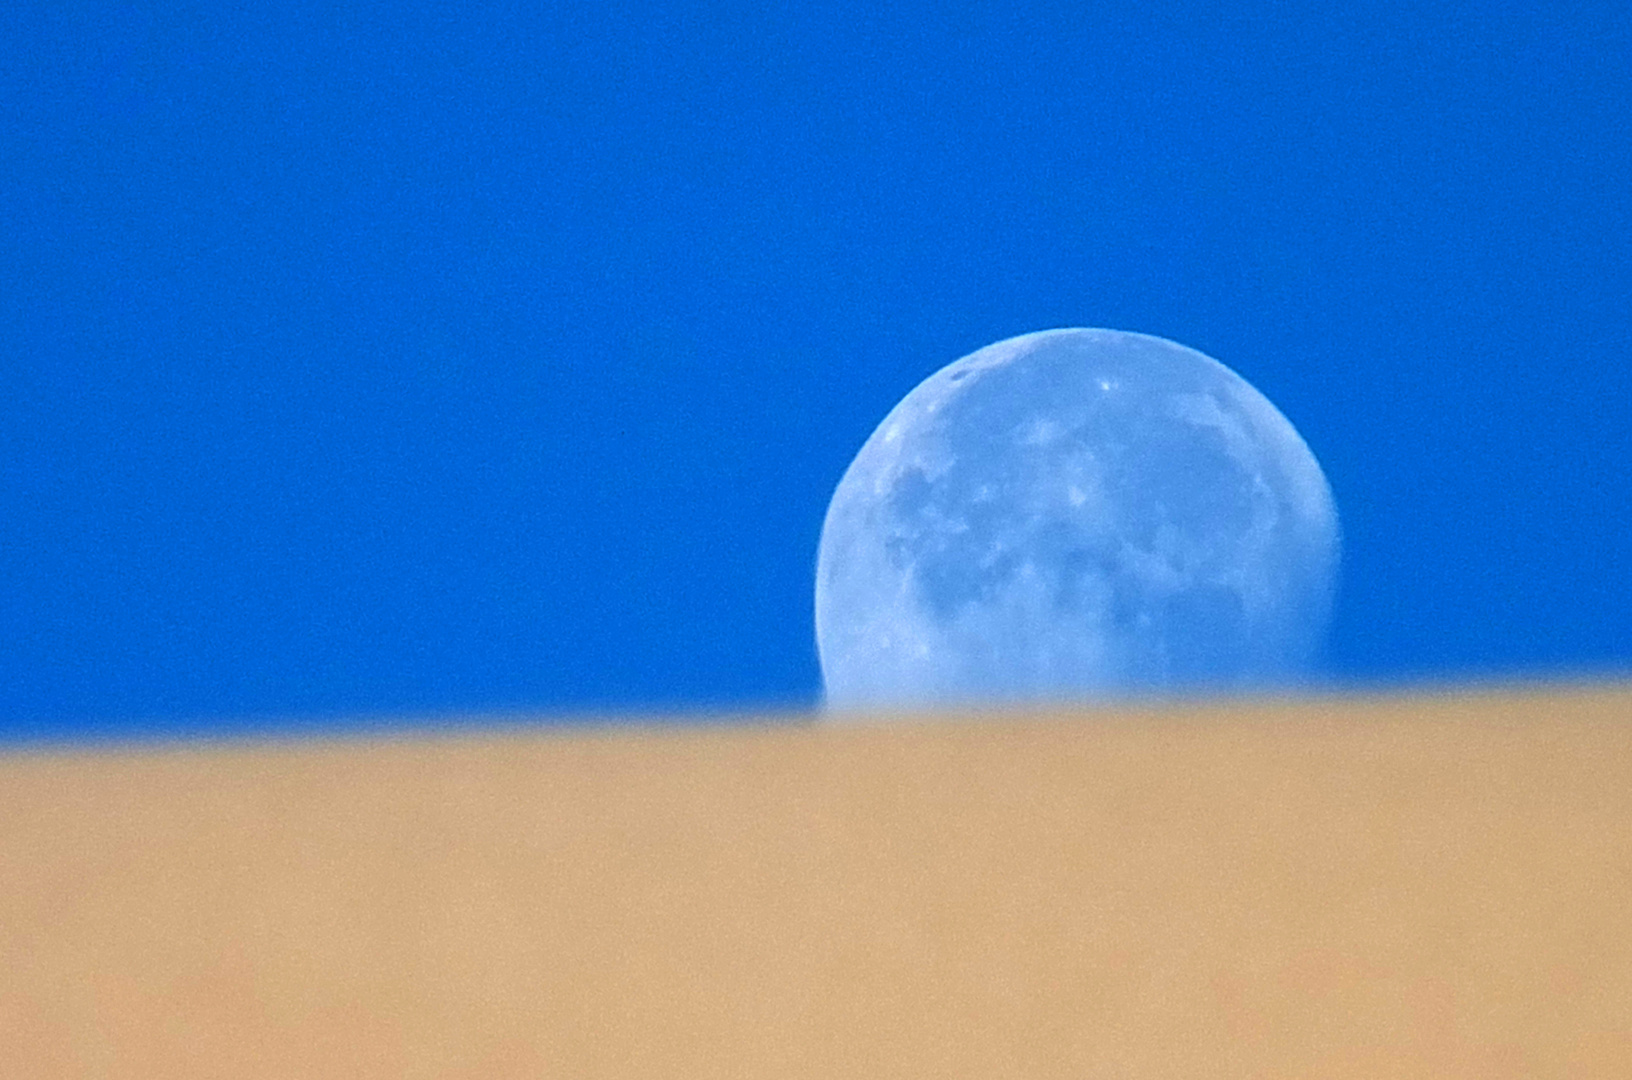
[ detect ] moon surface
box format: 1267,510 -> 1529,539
814,328 -> 1339,713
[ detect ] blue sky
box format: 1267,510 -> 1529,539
2,1 -> 1628,741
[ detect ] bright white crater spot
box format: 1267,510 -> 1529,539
814,328 -> 1339,714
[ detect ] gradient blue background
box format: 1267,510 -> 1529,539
3,2 -> 1627,741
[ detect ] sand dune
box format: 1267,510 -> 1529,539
4,682 -> 1630,1077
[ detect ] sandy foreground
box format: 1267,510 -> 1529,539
3,682 -> 1630,1077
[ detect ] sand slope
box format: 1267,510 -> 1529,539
3,684 -> 1630,1077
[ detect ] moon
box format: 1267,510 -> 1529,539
814,328 -> 1339,713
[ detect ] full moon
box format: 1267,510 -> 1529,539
814,328 -> 1339,713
